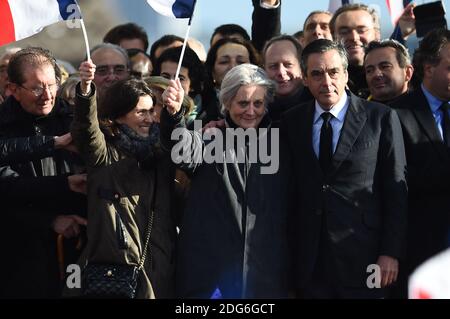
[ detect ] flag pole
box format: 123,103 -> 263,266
75,1 -> 90,61
175,0 -> 197,80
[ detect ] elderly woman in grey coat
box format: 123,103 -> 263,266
161,63 -> 290,298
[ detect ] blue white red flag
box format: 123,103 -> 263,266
0,0 -> 80,47
146,0 -> 195,19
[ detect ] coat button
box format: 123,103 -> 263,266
114,193 -> 120,199
322,184 -> 330,191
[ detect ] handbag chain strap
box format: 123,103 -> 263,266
137,172 -> 156,271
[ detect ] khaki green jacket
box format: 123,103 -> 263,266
71,85 -> 176,298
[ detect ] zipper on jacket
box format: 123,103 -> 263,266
115,211 -> 129,249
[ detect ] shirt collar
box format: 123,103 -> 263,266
421,84 -> 446,113
314,91 -> 349,124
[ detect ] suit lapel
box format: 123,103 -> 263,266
296,101 -> 324,179
328,94 -> 367,177
411,90 -> 448,160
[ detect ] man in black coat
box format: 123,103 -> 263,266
281,39 -> 407,298
389,29 -> 450,297
0,47 -> 86,298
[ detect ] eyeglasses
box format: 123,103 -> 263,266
95,64 -> 128,77
19,83 -> 59,97
337,26 -> 374,37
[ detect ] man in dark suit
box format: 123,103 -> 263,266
281,39 -> 407,298
389,28 -> 450,296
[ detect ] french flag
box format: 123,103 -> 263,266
146,0 -> 195,19
386,0 -> 412,26
328,0 -> 354,14
0,0 -> 80,47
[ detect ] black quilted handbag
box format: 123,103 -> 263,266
82,203 -> 155,298
83,263 -> 139,298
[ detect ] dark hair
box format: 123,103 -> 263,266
103,23 -> 149,52
303,10 -> 332,31
300,39 -> 348,76
204,37 -> 260,93
365,39 -> 411,68
262,34 -> 303,66
99,78 -> 154,135
210,24 -> 250,45
7,47 -> 61,85
149,34 -> 184,65
412,28 -> 450,81
153,46 -> 205,97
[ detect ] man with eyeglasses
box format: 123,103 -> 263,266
329,4 -> 381,99
330,3 -> 416,99
89,43 -> 130,101
0,47 -> 87,298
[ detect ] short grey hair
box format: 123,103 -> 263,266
219,64 -> 276,115
89,43 -> 130,69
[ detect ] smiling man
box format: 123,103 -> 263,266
330,4 -> 381,98
364,40 -> 413,103
0,47 -> 86,298
263,35 -> 313,122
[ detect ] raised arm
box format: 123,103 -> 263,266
71,61 -> 109,168
251,0 -> 281,52
160,79 -> 204,174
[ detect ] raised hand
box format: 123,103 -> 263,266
162,78 -> 184,115
78,60 -> 96,95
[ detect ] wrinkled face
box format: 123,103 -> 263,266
154,41 -> 183,61
303,13 -> 332,46
334,10 -> 380,66
119,38 -> 146,51
227,84 -> 266,129
213,43 -> 250,88
160,61 -> 191,94
424,43 -> 450,101
364,47 -> 412,101
304,50 -> 348,110
116,95 -> 155,137
264,40 -> 302,97
91,48 -> 129,96
11,63 -> 58,116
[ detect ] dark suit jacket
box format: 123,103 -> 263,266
281,93 -> 408,291
390,89 -> 450,273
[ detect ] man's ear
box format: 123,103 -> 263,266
8,83 -> 21,101
405,64 -> 414,82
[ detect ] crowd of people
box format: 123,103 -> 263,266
0,0 -> 449,299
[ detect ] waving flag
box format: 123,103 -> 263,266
146,0 -> 195,19
0,0 -> 80,47
386,0 -> 412,26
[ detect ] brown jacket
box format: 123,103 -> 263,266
70,84 -> 177,298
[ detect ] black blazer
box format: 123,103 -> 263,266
281,93 -> 408,290
390,89 -> 450,273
